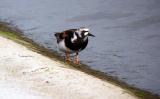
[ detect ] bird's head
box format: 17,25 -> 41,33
78,27 -> 95,39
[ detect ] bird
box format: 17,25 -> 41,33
54,27 -> 95,64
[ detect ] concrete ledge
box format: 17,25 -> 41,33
0,36 -> 139,99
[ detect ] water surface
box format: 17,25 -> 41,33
0,0 -> 160,95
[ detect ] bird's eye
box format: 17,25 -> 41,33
81,30 -> 86,33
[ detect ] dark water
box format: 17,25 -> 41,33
0,0 -> 160,95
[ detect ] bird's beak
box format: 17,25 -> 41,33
88,33 -> 95,37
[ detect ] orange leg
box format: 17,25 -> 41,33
65,49 -> 70,62
74,51 -> 79,64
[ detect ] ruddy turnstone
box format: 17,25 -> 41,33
54,27 -> 95,64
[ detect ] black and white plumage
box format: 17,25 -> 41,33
54,27 -> 95,64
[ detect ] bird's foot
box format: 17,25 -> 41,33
65,56 -> 70,63
73,56 -> 79,64
73,52 -> 79,64
73,59 -> 79,64
65,49 -> 70,63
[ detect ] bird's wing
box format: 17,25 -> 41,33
55,29 -> 77,43
54,32 -> 64,43
63,29 -> 77,38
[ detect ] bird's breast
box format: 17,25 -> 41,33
58,39 -> 75,54
58,39 -> 67,52
65,37 -> 88,52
